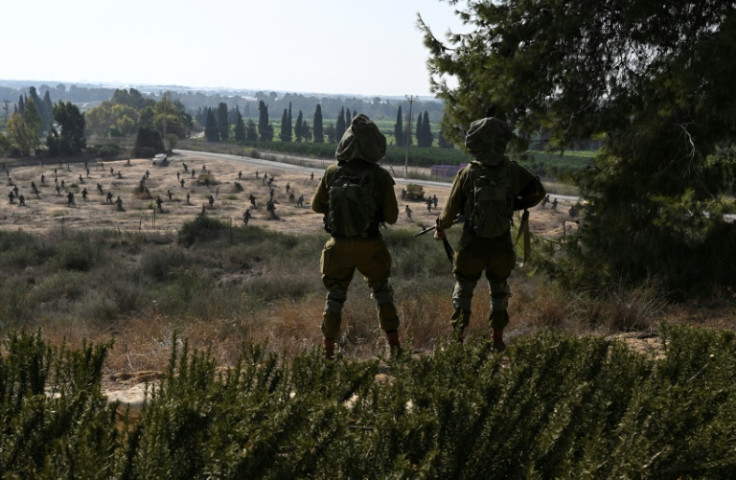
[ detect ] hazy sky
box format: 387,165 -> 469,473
2,0 -> 467,97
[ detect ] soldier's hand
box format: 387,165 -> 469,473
434,228 -> 445,240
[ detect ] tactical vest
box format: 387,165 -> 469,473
327,166 -> 377,237
466,160 -> 514,238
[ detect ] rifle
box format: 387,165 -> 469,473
414,216 -> 464,264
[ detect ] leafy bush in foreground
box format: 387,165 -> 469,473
1,325 -> 734,478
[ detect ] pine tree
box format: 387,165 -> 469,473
23,98 -> 43,136
394,106 -> 404,147
313,104 -> 324,143
336,107 -> 346,137
46,101 -> 86,155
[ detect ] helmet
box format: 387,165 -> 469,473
465,117 -> 513,166
335,114 -> 387,163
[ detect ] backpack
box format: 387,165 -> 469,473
327,167 -> 377,237
467,161 -> 514,238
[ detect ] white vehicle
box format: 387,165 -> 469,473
152,153 -> 169,166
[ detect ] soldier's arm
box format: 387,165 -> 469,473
436,170 -> 466,231
311,171 -> 331,215
382,174 -> 399,225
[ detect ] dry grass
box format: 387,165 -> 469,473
1,152 -> 733,391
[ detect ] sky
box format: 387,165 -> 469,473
2,0 -> 467,97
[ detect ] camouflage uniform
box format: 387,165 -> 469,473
312,114 -> 400,357
436,117 -> 545,346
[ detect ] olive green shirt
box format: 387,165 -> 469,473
312,160 -> 399,230
437,158 -> 541,231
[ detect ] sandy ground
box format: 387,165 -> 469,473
0,151 -> 579,239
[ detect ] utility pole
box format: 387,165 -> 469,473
403,95 -> 414,179
162,92 -> 167,150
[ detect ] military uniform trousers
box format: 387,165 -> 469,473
320,236 -> 399,338
452,230 -> 515,332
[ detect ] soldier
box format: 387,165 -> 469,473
186,192 -> 191,204
97,183 -> 104,194
8,191 -> 15,204
167,190 -> 172,201
311,114 -> 402,359
243,208 -> 252,225
266,200 -> 278,219
249,193 -> 256,207
18,194 -> 25,206
405,205 -> 412,219
434,115 -> 545,350
82,188 -> 88,201
208,194 -> 215,207
296,194 -> 304,207
180,178 -> 185,188
115,196 -> 124,211
426,197 -> 433,212
156,195 -> 164,212
433,194 -> 438,209
67,191 -> 75,205
106,191 -> 113,204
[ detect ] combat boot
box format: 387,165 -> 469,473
492,328 -> 506,352
323,337 -> 336,360
451,308 -> 471,343
386,330 -> 402,358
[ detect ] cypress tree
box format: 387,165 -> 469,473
216,102 -> 229,141
42,90 -> 54,132
258,101 -> 273,141
294,110 -> 305,142
280,108 -> 291,142
204,108 -> 219,142
414,112 -> 423,147
394,106 -> 404,147
336,107 -> 346,136
246,119 -> 258,141
313,104 -> 324,143
234,109 -> 246,142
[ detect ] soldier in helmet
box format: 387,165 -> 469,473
311,114 -> 402,359
434,115 -> 545,351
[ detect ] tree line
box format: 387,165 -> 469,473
196,99 -> 449,147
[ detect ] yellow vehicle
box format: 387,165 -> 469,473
405,183 -> 424,201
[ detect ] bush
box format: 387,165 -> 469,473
1,326 -> 734,477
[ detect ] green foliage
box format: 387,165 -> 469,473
46,101 -> 86,156
177,215 -> 229,246
420,0 -> 736,296
1,326 -> 734,477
